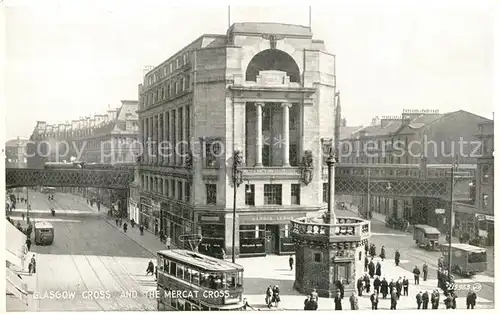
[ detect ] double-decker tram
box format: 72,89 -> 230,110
156,249 -> 245,311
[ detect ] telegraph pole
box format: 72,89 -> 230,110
447,165 -> 454,280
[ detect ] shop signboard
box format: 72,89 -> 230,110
240,237 -> 265,255
280,237 -> 295,253
239,212 -> 305,225
198,213 -> 225,223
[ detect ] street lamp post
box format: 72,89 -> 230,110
326,152 -> 336,223
232,150 -> 243,263
26,187 -> 30,223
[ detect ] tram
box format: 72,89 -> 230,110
156,249 -> 245,311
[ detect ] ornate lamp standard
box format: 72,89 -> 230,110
232,150 -> 243,263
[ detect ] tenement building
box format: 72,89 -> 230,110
138,22 -> 336,257
26,100 -> 139,211
337,110 -> 492,224
5,137 -> 29,168
454,120 -> 494,245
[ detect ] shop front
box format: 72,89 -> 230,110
139,195 -> 154,230
238,212 -> 305,257
196,213 -> 226,258
163,201 -> 195,248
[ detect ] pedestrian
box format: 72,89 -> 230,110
310,288 -> 318,303
395,277 -> 402,299
413,265 -> 421,285
402,276 -> 409,296
115,218 -> 119,226
154,221 -> 159,236
364,274 -> 371,293
334,291 -> 342,310
390,289 -> 398,310
26,238 -> 31,251
375,261 -> 382,277
431,289 -> 440,309
380,246 -> 386,260
451,291 -> 457,309
395,250 -> 401,266
364,242 -> 369,256
30,254 -> 36,274
373,276 -> 381,294
444,293 -> 452,309
368,259 -> 375,278
381,277 -> 389,299
272,285 -> 280,308
243,298 -> 255,311
356,277 -> 364,296
265,286 -> 272,308
139,224 -> 144,235
466,289 -> 477,309
123,222 -> 128,233
146,260 -> 154,275
336,279 -> 345,299
370,292 -> 379,310
159,229 -> 165,243
304,296 -> 314,310
349,292 -> 359,310
131,218 -> 135,228
370,244 -> 376,258
166,236 -> 171,249
422,262 -> 428,281
97,202 -> 100,212
416,291 -> 422,309
422,291 -> 429,309
28,262 -> 33,274
289,254 -> 294,271
22,213 -> 25,221
364,255 -> 369,272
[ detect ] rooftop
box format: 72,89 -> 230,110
229,22 -> 312,37
157,249 -> 244,272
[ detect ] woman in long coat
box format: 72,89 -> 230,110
380,246 -> 386,260
380,278 -> 389,298
375,262 -> 382,277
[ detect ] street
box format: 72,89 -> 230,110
10,191 -> 158,311
8,191 -> 494,311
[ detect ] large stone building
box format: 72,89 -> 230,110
5,137 -> 29,168
338,110 -> 492,226
454,120 -> 494,244
138,22 -> 337,257
26,100 -> 140,211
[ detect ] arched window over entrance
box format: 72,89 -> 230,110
245,49 -> 300,83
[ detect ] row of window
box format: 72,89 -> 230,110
206,183 -> 301,206
142,175 -> 192,203
147,53 -> 190,86
142,74 -> 191,109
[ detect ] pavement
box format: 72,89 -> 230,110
6,192 -> 495,311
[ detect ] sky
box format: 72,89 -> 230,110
3,0 -> 496,140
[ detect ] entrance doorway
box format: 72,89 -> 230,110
265,225 -> 280,255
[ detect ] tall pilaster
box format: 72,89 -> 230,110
282,103 -> 291,167
255,103 -> 264,167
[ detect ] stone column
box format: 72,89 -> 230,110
149,117 -> 153,164
282,103 -> 291,167
255,103 -> 264,167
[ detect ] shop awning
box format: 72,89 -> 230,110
6,268 -> 28,301
6,250 -> 25,269
6,221 -> 27,259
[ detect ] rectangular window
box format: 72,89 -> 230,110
205,139 -> 221,168
171,179 -> 176,199
482,165 -> 490,184
167,84 -> 171,97
290,144 -> 298,166
183,54 -> 187,65
313,252 -> 322,263
323,183 -> 328,203
175,82 -> 179,94
262,107 -> 271,131
291,184 -> 301,205
206,184 -> 217,205
185,182 -> 191,203
176,58 -> 180,68
245,184 -> 255,206
264,184 -> 282,205
185,75 -> 190,89
177,181 -> 183,201
482,193 -> 488,208
169,63 -> 173,72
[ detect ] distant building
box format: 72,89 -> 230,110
454,120 -> 494,245
5,137 -> 29,168
25,100 -> 139,212
340,110 -> 492,165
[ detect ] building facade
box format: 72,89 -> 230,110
454,120 -> 494,245
138,22 -> 337,257
5,137 -> 29,168
337,110 -> 491,227
26,100 -> 140,212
